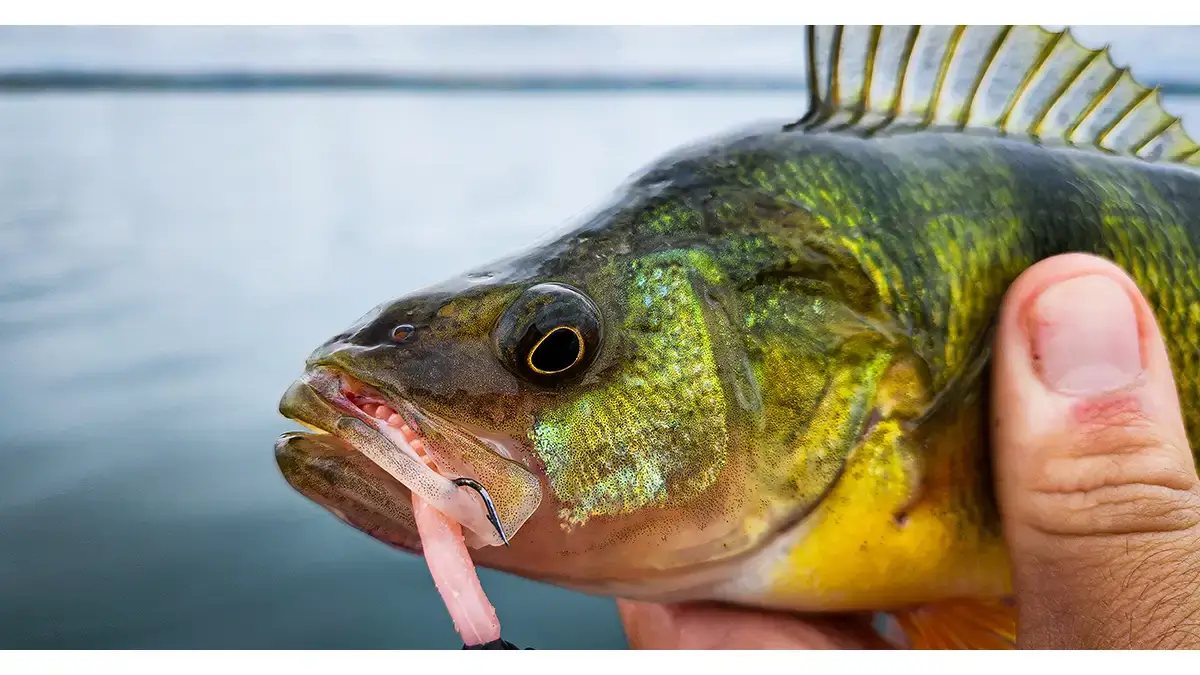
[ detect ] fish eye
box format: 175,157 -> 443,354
494,283 -> 602,384
391,324 -> 416,342
528,326 -> 584,374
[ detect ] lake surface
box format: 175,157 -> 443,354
1,27 -> 1198,649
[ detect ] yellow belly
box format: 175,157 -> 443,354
768,415 -> 1013,611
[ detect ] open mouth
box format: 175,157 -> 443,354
278,366 -> 542,549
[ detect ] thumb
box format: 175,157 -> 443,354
992,253 -> 1200,649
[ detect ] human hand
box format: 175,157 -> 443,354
990,253 -> 1200,648
618,253 -> 1200,649
616,601 -> 889,649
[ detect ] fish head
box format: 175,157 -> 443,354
273,190 -> 863,603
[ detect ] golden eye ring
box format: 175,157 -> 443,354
527,325 -> 585,375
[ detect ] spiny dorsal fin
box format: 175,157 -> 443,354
789,25 -> 1200,166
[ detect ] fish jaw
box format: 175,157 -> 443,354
274,369 -> 836,606
274,430 -> 423,555
277,366 -> 542,549
275,421 -> 841,607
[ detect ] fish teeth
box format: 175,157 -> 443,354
358,399 -> 407,429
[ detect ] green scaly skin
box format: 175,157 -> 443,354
276,124 -> 1200,609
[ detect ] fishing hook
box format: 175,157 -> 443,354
452,477 -> 511,547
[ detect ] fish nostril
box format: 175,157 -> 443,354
391,324 -> 416,343
304,339 -> 372,371
305,339 -> 338,367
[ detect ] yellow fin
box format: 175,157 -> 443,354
790,25 -> 1200,166
891,598 -> 1017,649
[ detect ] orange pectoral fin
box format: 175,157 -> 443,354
891,598 -> 1017,649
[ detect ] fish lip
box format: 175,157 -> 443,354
279,365 -> 424,442
277,364 -> 537,547
273,431 -> 424,555
279,365 -> 526,468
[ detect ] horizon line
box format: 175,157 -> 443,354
4,70 -> 1199,96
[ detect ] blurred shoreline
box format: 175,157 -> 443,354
3,71 -> 1200,95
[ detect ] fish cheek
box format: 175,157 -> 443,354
530,258 -> 731,529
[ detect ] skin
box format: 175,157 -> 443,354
619,254 -> 1200,649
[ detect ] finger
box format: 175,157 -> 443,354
616,600 -> 889,649
991,253 -> 1200,649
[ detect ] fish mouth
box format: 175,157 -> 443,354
276,366 -> 542,549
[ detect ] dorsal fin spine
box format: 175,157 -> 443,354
1033,51 -> 1099,138
796,26 -> 822,128
1132,117 -> 1180,156
955,27 -> 1012,131
1030,48 -> 1098,139
1094,85 -> 1156,149
805,26 -> 844,130
995,30 -> 1063,134
825,26 -> 883,132
832,25 -> 882,131
1063,64 -> 1124,141
863,26 -> 921,137
860,26 -> 882,120
922,26 -> 967,129
1132,112 -> 1179,156
823,26 -> 844,127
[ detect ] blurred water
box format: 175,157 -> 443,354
1,27 -> 1199,650
0,91 -> 811,649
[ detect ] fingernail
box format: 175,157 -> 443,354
1029,274 -> 1143,395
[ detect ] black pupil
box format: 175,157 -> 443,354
531,328 -> 581,373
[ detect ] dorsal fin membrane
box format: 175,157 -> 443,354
790,25 -> 1200,166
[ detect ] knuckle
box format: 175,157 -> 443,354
1013,410 -> 1200,538
1069,392 -> 1158,436
1004,394 -> 1200,647
1070,403 -> 1171,460
1023,484 -> 1200,537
